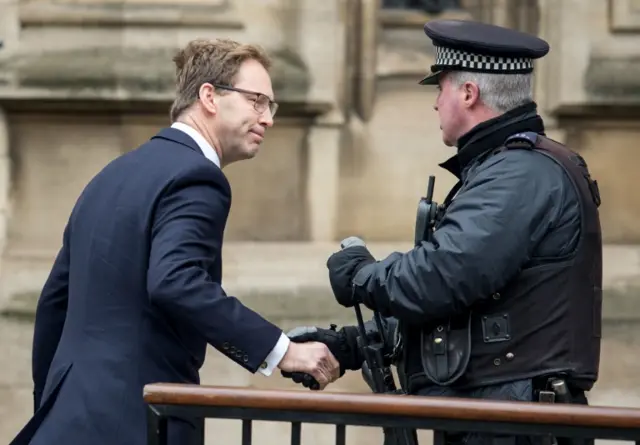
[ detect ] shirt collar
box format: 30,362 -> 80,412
170,122 -> 221,167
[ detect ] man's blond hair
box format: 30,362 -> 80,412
169,38 -> 271,122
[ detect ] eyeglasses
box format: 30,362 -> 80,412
211,84 -> 279,118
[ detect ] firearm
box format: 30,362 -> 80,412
414,175 -> 439,245
340,236 -> 418,445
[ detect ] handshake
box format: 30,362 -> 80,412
276,324 -> 364,390
275,236 -> 380,390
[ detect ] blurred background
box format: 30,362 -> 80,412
0,0 -> 639,443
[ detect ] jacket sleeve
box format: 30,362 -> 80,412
32,223 -> 70,411
353,150 -> 569,325
146,167 -> 283,373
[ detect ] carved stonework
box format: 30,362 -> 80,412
0,46 -> 313,113
351,0 -> 471,122
19,0 -> 242,28
54,0 -> 224,4
0,107 -> 9,274
585,55 -> 640,103
610,0 -> 640,33
354,0 -> 380,122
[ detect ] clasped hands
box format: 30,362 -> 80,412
278,243 -> 377,390
277,338 -> 341,390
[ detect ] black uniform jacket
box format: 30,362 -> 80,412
354,101 -> 580,326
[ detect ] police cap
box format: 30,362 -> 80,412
419,19 -> 550,85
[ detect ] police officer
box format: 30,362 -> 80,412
283,19 -> 603,445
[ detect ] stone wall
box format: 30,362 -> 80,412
333,0 -> 640,243
0,0 -> 347,306
535,0 -> 640,242
0,0 -> 640,309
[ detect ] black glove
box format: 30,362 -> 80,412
280,324 -> 363,389
326,246 -> 375,307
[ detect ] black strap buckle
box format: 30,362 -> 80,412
504,131 -> 539,150
587,178 -> 601,207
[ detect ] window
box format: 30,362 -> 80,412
381,0 -> 463,13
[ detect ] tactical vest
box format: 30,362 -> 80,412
405,132 -> 603,392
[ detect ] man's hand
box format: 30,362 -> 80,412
280,325 -> 364,388
326,245 -> 375,307
277,342 -> 340,390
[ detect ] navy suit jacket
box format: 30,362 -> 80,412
11,128 -> 283,445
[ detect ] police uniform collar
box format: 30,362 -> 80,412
418,19 -> 549,85
438,101 -> 545,178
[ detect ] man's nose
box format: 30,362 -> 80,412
258,109 -> 274,127
433,104 -> 438,111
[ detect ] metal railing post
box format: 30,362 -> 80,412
146,405 -> 167,445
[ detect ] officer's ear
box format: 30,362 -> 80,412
461,81 -> 481,108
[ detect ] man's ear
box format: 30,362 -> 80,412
198,83 -> 218,115
462,81 -> 480,108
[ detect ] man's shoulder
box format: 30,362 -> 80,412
471,143 -> 579,213
74,131 -> 230,214
475,143 -> 566,185
484,141 -> 573,183
128,132 -> 230,190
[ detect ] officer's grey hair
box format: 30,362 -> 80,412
448,71 -> 533,114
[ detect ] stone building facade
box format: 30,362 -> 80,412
0,0 -> 638,308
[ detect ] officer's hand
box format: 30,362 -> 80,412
280,325 -> 363,389
326,246 -> 376,307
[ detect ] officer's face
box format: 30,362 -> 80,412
433,73 -> 465,147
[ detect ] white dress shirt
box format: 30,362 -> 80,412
171,122 -> 290,376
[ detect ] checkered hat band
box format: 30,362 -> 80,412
434,46 -> 533,72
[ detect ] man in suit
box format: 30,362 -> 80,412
11,38 -> 340,445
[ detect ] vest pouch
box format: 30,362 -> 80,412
420,313 -> 472,386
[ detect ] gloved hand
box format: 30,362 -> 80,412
326,245 -> 376,307
280,324 -> 363,389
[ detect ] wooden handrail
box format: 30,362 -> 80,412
143,383 -> 640,429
